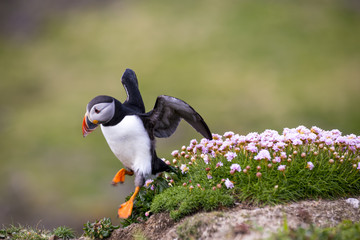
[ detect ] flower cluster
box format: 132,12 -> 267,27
166,125 -> 360,191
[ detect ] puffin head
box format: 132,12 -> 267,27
82,95 -> 115,137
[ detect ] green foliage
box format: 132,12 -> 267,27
269,220 -> 360,240
0,225 -> 51,240
151,186 -> 234,220
83,217 -> 119,239
52,226 -> 75,239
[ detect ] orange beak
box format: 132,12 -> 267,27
82,114 -> 98,137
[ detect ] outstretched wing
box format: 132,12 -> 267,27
121,68 -> 145,113
148,95 -> 212,139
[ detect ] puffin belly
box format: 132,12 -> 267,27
100,115 -> 152,176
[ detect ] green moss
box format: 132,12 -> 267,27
269,220 -> 360,240
151,186 -> 233,220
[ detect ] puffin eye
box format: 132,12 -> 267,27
94,108 -> 100,114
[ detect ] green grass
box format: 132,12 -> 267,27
83,217 -> 119,239
0,225 -> 75,240
269,220 -> 360,240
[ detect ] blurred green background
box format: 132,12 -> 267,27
0,0 -> 359,232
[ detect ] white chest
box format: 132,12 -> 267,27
100,115 -> 152,175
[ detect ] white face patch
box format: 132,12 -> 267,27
89,101 -> 115,124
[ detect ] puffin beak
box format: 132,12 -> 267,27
82,113 -> 99,137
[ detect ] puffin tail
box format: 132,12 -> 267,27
151,157 -> 171,175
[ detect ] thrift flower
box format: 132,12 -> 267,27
230,163 -> 241,173
224,178 -> 234,189
278,165 -> 286,172
254,149 -> 271,161
180,164 -> 189,174
171,150 -> 179,157
216,161 -> 224,168
144,179 -> 154,188
307,161 -> 314,170
202,154 -> 210,164
224,131 -> 235,138
357,162 -> 360,170
225,152 -> 237,162
245,143 -> 258,153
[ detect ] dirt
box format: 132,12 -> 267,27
105,197 -> 360,240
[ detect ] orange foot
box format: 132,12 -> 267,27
111,168 -> 134,185
117,200 -> 134,219
117,186 -> 140,219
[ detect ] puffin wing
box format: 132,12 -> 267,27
121,68 -> 146,113
149,95 -> 212,139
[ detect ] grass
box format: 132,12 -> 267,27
1,218 -> 118,240
122,126 -> 360,226
269,220 -> 360,240
0,225 -> 74,240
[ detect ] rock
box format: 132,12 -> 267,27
345,198 -> 359,208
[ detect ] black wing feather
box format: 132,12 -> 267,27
121,69 -> 145,113
149,95 -> 212,139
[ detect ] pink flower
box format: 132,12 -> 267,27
207,174 -> 213,179
306,161 -> 314,170
224,178 -> 234,189
202,154 -> 210,164
230,164 -> 241,173
216,161 -> 223,168
180,164 -> 189,174
254,149 -> 271,161
278,165 -> 286,172
225,152 -> 237,162
190,139 -> 198,145
311,126 -> 323,134
273,142 -> 286,152
145,211 -> 150,217
357,162 -> 360,170
292,138 -> 303,146
171,150 -> 179,157
325,137 -> 333,146
144,179 -> 154,188
245,143 -> 258,153
224,131 -> 234,138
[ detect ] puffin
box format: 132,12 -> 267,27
82,68 -> 212,219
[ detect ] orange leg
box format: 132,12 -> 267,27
117,186 -> 140,219
111,168 -> 134,185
